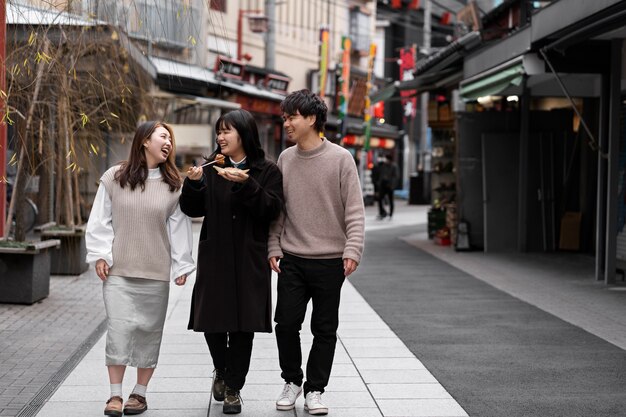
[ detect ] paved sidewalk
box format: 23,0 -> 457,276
0,271 -> 105,417
405,231 -> 626,350
36,203 -> 469,416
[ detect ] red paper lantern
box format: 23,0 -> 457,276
374,101 -> 385,118
440,11 -> 451,25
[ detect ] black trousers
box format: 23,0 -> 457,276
377,185 -> 394,217
274,254 -> 345,394
204,331 -> 254,391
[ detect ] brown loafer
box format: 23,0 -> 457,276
123,393 -> 148,415
104,396 -> 123,416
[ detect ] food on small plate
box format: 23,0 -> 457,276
213,166 -> 250,175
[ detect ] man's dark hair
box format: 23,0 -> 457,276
280,89 -> 327,133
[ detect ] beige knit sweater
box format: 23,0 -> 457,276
100,166 -> 180,282
268,139 -> 365,263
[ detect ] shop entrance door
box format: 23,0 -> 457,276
481,133 -> 519,252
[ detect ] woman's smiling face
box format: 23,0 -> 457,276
144,125 -> 173,168
216,122 -> 245,160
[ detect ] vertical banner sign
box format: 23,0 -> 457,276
337,36 -> 351,139
319,27 -> 330,98
363,43 -> 377,151
399,46 -> 417,118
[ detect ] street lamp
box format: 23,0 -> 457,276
237,9 -> 268,61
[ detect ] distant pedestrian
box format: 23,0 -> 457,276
181,109 -> 284,414
269,90 -> 365,415
371,153 -> 398,220
86,121 -> 195,417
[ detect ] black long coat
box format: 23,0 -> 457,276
180,159 -> 283,333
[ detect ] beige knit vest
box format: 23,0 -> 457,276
100,167 -> 180,281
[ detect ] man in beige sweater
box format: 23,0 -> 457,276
268,89 -> 365,415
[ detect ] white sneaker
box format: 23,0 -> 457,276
276,382 -> 302,411
304,391 -> 328,415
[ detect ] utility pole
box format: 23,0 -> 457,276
265,0 -> 275,70
419,0 -> 432,179
0,0 -> 6,237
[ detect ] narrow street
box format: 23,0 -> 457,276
354,214 -> 626,417
2,202 -> 621,417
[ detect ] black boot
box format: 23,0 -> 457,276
223,386 -> 242,414
212,369 -> 226,401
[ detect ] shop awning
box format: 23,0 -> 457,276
325,114 -> 400,139
460,61 -> 524,100
371,31 -> 481,103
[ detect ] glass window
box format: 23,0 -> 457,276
349,7 -> 370,52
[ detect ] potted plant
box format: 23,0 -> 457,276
1,6 -> 153,301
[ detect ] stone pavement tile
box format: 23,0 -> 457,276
161,333 -> 206,344
339,313 -> 385,322
339,321 -> 394,330
249,357 -> 281,370
160,342 -> 209,354
208,399 -> 292,416
295,408 -> 383,417
152,364 -> 213,378
352,357 -> 426,370
60,363 -> 107,386
0,408 -> 23,416
341,337 -> 409,349
147,377 -> 211,393
158,353 -> 213,365
46,386 -> 106,402
338,328 -> 400,338
29,401 -> 103,417
142,410 -> 208,417
329,364 -> 360,377
377,398 -> 468,417
326,376 -> 369,392
320,391 -> 378,408
249,347 -> 281,358
359,369 -> 439,384
238,383 -> 284,400
145,392 -> 209,409
368,383 -> 453,399
245,370 -> 288,384
344,346 -> 415,358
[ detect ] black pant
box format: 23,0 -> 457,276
204,331 -> 254,391
274,254 -> 345,394
377,185 -> 394,217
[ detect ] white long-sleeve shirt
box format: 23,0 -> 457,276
86,168 -> 196,281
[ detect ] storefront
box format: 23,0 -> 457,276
214,56 -> 290,161
455,0 -> 626,284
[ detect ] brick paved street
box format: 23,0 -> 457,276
0,269 -> 105,417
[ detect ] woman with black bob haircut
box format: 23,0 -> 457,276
180,109 -> 284,414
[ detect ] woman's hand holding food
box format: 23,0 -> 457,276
214,166 -> 249,183
187,166 -> 204,181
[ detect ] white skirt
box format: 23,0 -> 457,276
102,275 -> 170,368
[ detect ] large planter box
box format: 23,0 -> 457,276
41,227 -> 88,275
0,240 -> 61,304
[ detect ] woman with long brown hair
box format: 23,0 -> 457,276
86,121 -> 195,417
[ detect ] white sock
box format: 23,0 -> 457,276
110,383 -> 122,398
132,384 -> 147,397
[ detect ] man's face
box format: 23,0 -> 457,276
282,111 -> 315,142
